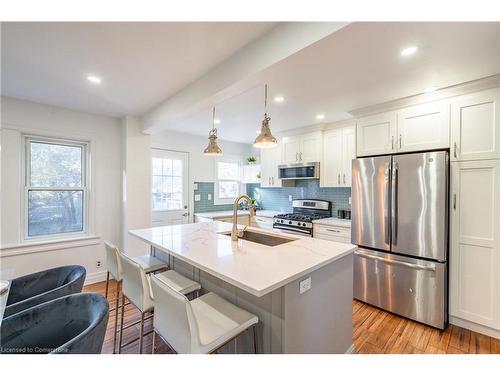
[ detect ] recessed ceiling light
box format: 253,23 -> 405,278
316,114 -> 325,120
424,86 -> 438,93
87,75 -> 102,84
274,96 -> 285,103
213,119 -> 221,124
400,46 -> 418,56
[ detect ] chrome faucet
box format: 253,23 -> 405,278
231,194 -> 255,241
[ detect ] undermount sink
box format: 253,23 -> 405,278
221,230 -> 297,247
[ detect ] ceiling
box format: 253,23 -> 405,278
176,22 -> 500,143
2,22 -> 500,144
0,22 -> 277,116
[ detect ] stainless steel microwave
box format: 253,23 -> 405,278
278,162 -> 320,180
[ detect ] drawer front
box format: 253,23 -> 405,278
252,216 -> 274,229
314,233 -> 351,243
313,224 -> 350,238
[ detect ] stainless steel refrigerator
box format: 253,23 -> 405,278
351,151 -> 448,329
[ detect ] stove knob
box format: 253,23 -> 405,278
303,223 -> 307,227
288,221 -> 292,225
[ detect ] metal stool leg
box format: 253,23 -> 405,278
151,330 -> 156,354
139,311 -> 145,354
112,280 -> 121,354
105,272 -> 110,299
118,293 -> 126,354
253,325 -> 258,354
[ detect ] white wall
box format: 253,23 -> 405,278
0,97 -> 122,284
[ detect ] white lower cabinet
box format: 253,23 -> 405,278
250,215 -> 274,230
313,224 -> 351,243
450,160 -> 500,330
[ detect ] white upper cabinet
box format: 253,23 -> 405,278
449,160 -> 500,329
397,102 -> 450,152
260,143 -> 282,188
356,112 -> 397,156
282,132 -> 322,164
321,125 -> 355,187
451,88 -> 500,162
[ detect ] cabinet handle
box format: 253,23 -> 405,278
453,142 -> 458,159
272,177 -> 274,185
453,194 -> 456,210
269,177 -> 271,185
300,152 -> 303,161
343,173 -> 346,184
391,136 -> 394,150
338,174 -> 340,184
326,229 -> 341,233
399,134 -> 402,149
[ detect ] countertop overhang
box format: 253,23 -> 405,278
129,222 -> 355,297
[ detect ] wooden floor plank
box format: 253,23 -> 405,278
83,281 -> 497,354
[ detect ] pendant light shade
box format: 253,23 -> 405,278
204,107 -> 223,156
254,84 -> 277,149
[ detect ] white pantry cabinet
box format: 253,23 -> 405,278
450,88 -> 500,162
450,160 -> 500,330
356,111 -> 397,156
321,125 -> 355,187
260,144 -> 282,188
397,101 -> 450,152
281,132 -> 322,163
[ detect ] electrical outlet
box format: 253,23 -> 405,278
194,194 -> 201,202
208,194 -> 212,200
289,195 -> 293,202
96,260 -> 102,269
349,196 -> 352,206
299,277 -> 311,294
193,183 -> 198,190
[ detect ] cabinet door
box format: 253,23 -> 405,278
260,144 -> 282,188
397,102 -> 450,152
320,129 -> 342,187
450,160 -> 500,329
281,136 -> 301,164
356,112 -> 397,156
451,88 -> 500,161
341,126 -> 355,187
300,132 -> 323,162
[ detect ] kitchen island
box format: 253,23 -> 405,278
130,221 -> 356,354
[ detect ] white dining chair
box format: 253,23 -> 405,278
117,252 -> 201,354
150,274 -> 259,354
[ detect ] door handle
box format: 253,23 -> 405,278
399,134 -> 402,149
182,213 -> 189,217
391,161 -> 398,246
391,136 -> 394,150
354,250 -> 436,272
453,193 -> 457,210
343,173 -> 346,184
453,142 -> 458,159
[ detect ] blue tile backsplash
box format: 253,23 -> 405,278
247,180 -> 351,215
194,180 -> 351,215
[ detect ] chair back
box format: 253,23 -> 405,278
151,274 -> 200,353
1,292 -> 109,354
104,241 -> 122,281
5,265 -> 86,318
118,252 -> 154,312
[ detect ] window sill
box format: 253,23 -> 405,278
0,235 -> 101,258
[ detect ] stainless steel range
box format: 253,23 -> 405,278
273,199 -> 331,237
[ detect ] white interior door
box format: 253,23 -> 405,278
151,149 -> 189,227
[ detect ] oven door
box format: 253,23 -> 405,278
272,225 -> 312,237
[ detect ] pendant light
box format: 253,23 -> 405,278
203,106 -> 223,156
254,83 -> 278,148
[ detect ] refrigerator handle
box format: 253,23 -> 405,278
384,162 -> 391,245
391,161 -> 398,245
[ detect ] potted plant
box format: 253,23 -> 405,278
246,156 -> 257,164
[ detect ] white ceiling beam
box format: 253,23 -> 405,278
140,22 -> 348,134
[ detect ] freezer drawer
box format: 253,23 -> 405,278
354,248 -> 447,329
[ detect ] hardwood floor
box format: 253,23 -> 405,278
84,280 -> 500,354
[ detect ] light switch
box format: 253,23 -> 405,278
288,195 -> 293,202
208,194 -> 212,200
194,194 -> 201,202
349,196 -> 352,206
193,183 -> 198,190
299,277 -> 311,294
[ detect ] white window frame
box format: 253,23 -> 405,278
23,135 -> 90,241
214,156 -> 242,205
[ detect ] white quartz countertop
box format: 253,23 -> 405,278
130,222 -> 355,297
312,218 -> 352,227
194,210 -> 281,219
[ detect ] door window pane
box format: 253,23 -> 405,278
152,157 -> 183,210
28,190 -> 83,236
30,142 -> 83,187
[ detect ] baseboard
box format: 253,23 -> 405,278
84,270 -> 108,285
345,344 -> 356,354
449,316 -> 500,340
